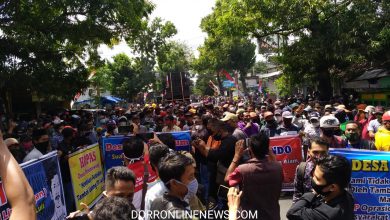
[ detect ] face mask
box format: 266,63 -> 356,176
213,133 -> 222,141
35,141 -> 49,154
345,132 -> 360,142
276,116 -> 282,123
312,122 -> 320,128
311,178 -> 332,196
184,179 -> 198,202
322,129 -> 334,137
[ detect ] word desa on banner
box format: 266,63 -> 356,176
68,144 -> 104,211
330,148 -> 390,219
269,135 -> 302,191
0,151 -> 67,220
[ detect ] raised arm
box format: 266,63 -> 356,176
0,130 -> 36,220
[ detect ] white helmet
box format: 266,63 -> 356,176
320,115 -> 340,128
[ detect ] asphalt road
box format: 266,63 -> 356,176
280,194 -> 293,220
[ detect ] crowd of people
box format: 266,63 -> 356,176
1,96 -> 389,219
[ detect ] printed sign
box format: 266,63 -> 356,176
0,151 -> 67,220
68,144 -> 104,210
102,131 -> 191,171
330,148 -> 390,219
270,135 -> 302,191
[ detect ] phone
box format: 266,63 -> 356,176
243,138 -> 250,149
217,185 -> 230,198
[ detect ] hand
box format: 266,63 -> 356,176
227,187 -> 242,211
66,202 -> 90,219
234,140 -> 245,160
149,132 -> 162,145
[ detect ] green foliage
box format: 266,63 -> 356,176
193,74 -> 216,96
157,41 -> 193,74
0,0 -> 154,99
203,0 -> 390,100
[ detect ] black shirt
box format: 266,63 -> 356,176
150,193 -> 190,220
207,135 -> 237,168
287,191 -> 354,220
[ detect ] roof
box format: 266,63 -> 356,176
258,71 -> 282,79
353,69 -> 389,81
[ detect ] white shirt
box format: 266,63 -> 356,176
23,148 -> 43,163
144,179 -> 166,220
368,119 -> 381,133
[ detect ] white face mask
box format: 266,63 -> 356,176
183,179 -> 198,203
195,125 -> 203,130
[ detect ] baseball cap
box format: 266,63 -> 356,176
282,111 -> 293,119
364,105 -> 375,113
320,115 -> 340,128
324,105 -> 332,110
236,109 -> 245,115
309,112 -> 320,120
221,112 -> 238,122
274,109 -> 282,116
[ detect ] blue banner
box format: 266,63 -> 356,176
102,131 -> 191,171
0,151 -> 66,220
329,148 -> 390,219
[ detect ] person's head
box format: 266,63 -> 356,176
51,174 -> 62,210
105,167 -> 136,203
249,133 -> 269,159
207,118 -> 220,134
263,111 -> 274,123
213,120 -> 229,140
131,114 -> 141,126
158,153 -> 195,199
312,155 -> 351,199
93,196 -> 136,220
157,133 -> 176,150
282,111 -> 293,126
149,143 -> 170,173
221,112 -> 238,128
309,112 -> 320,128
320,115 -> 340,137
382,111 -> 390,130
308,138 -> 329,162
374,106 -> 384,122
32,128 -> 50,154
4,138 -> 19,150
344,121 -> 361,143
165,115 -> 175,127
122,137 -> 145,166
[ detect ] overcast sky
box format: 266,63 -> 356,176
98,0 -> 216,60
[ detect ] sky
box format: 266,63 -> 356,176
98,0 -> 216,60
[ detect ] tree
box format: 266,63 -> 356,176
0,0 -> 154,100
202,0 -> 390,100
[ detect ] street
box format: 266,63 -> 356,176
280,195 -> 293,220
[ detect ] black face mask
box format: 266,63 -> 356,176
35,141 -> 49,154
213,133 -> 222,141
322,129 -> 335,137
311,178 -> 332,196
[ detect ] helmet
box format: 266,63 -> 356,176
383,111 -> 390,121
320,115 -> 340,128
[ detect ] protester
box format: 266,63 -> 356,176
221,112 -> 247,140
344,121 -> 374,149
293,138 -> 329,202
287,155 -> 354,219
4,137 -> 26,163
319,115 -> 346,148
150,153 -> 195,219
260,111 -> 280,137
238,112 -> 260,137
226,133 -> 283,220
162,115 -> 181,132
122,137 -> 157,210
0,130 -> 36,220
278,111 -> 299,135
67,166 -> 136,219
23,128 -> 49,162
375,111 -> 390,151
92,197 -> 136,220
368,106 -> 384,139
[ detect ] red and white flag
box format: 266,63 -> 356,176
220,69 -> 234,82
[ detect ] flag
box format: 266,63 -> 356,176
74,92 -> 81,101
258,80 -> 263,93
220,69 -> 234,82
